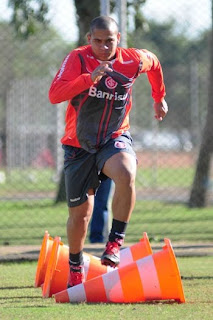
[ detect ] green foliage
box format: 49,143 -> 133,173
128,18 -> 210,133
127,0 -> 147,30
0,20 -> 74,136
8,0 -> 49,39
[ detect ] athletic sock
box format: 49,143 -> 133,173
69,251 -> 84,271
108,218 -> 128,245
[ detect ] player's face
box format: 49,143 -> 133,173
88,28 -> 120,61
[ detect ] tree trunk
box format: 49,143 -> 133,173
74,0 -> 100,46
188,5 -> 213,207
188,128 -> 213,207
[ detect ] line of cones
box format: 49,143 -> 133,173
34,230 -> 185,304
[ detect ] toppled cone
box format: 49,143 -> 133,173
55,239 -> 185,304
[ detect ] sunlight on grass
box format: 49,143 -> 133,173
0,258 -> 212,320
1,168 -> 57,193
0,199 -> 212,245
136,167 -> 194,188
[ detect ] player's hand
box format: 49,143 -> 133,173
153,99 -> 168,121
91,61 -> 113,83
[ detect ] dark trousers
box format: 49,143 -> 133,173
89,178 -> 112,243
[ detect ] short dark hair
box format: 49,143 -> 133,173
89,16 -> 119,34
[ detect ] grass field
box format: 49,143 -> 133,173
0,165 -> 212,319
0,166 -> 195,195
0,169 -> 56,194
0,257 -> 212,320
136,167 -> 194,188
2,165 -> 210,244
0,198 -> 213,245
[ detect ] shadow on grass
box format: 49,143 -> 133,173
0,296 -> 42,301
63,300 -> 183,306
0,285 -> 34,290
182,276 -> 213,280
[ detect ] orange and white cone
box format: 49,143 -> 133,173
34,231 -> 54,287
119,232 -> 152,267
42,237 -> 112,298
35,232 -> 109,290
42,232 -> 152,298
55,238 -> 185,304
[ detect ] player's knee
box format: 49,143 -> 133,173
116,166 -> 136,186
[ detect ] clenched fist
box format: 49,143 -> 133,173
153,99 -> 168,121
91,61 -> 113,83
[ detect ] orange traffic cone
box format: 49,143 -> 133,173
34,231 -> 54,287
42,236 -> 112,298
119,232 -> 152,267
42,232 -> 152,298
55,238 -> 185,304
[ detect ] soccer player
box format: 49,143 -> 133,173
49,15 -> 168,287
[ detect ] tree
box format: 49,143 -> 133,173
74,0 -> 100,46
128,19 -> 202,132
1,1 -> 73,169
188,4 -> 213,207
8,0 -> 49,38
74,0 -> 147,46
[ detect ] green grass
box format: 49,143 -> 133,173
0,199 -> 212,246
136,167 -> 194,188
127,201 -> 213,243
0,169 -> 56,194
0,257 -> 212,320
0,167 -> 195,195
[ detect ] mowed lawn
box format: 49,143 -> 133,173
0,198 -> 212,245
0,192 -> 213,319
0,257 -> 212,320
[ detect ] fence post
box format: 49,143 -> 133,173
100,0 -> 110,15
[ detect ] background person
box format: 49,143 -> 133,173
89,178 -> 112,243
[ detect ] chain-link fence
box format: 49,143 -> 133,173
0,0 -> 212,246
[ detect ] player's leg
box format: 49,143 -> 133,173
67,190 -> 94,287
63,145 -> 99,287
103,151 -> 136,223
101,152 -> 136,267
96,133 -> 137,267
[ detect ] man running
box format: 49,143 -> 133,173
49,15 -> 168,287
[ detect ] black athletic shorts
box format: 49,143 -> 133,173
63,131 -> 136,207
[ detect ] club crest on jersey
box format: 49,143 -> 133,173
105,76 -> 117,89
114,141 -> 126,149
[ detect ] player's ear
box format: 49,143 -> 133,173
87,32 -> 91,44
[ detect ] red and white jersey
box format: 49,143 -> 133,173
49,45 -> 166,153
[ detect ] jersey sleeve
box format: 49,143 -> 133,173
49,50 -> 93,104
136,49 -> 166,103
